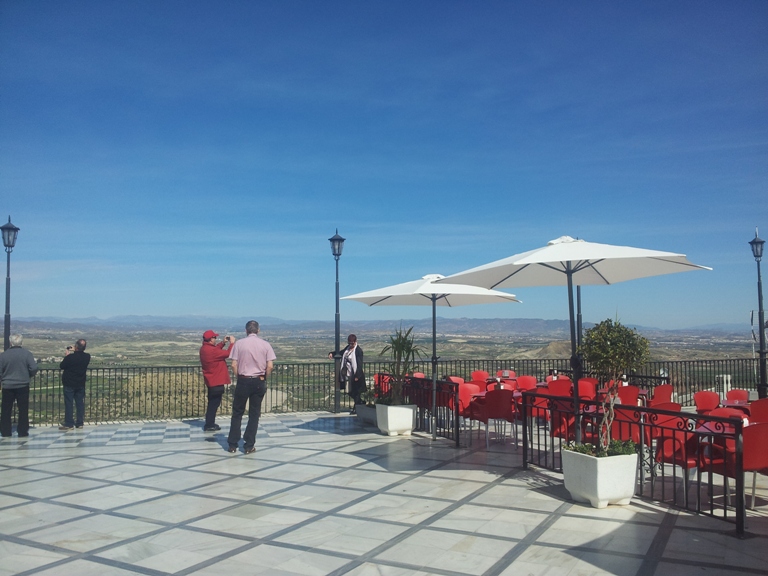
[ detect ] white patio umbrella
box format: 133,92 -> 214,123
439,236 -> 711,440
342,274 -> 521,439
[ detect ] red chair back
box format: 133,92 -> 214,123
611,406 -> 642,443
725,389 -> 749,402
373,373 -> 391,397
654,415 -> 697,469
516,375 -> 537,390
447,376 -> 465,385
484,389 -> 516,421
693,391 -> 720,415
708,407 -> 747,420
749,398 -> 768,423
548,379 -> 572,397
453,382 -> 481,416
496,369 -> 516,379
743,423 -> 768,472
616,385 -> 640,406
412,372 -> 426,379
577,378 -> 597,401
649,384 -> 673,406
471,370 -> 489,382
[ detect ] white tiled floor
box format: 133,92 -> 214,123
1,414 -> 767,576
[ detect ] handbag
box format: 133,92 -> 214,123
339,365 -> 348,387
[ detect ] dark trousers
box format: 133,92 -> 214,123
1,386 -> 30,437
63,386 -> 85,427
205,385 -> 225,427
227,376 -> 266,449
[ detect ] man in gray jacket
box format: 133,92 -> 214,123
0,334 -> 38,437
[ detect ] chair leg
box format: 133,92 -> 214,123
752,471 -> 757,511
485,422 -> 489,449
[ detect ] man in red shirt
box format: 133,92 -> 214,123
199,330 -> 235,432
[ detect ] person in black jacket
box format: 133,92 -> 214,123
329,334 -> 365,414
59,339 -> 91,431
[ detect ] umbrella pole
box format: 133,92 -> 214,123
567,268 -> 582,443
431,295 -> 438,441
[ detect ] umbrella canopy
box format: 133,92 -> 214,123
439,236 -> 711,441
441,236 -> 710,356
342,274 -> 520,439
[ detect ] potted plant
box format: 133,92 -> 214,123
561,318 -> 650,508
376,326 -> 424,436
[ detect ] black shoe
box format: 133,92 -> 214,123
244,446 -> 256,454
59,425 -> 73,432
227,446 -> 237,453
75,425 -> 83,429
204,424 -> 221,432
18,433 -> 28,437
349,407 -> 356,415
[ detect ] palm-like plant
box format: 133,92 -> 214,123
380,325 -> 424,405
579,318 -> 650,454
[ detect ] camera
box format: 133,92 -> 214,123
66,346 -> 74,351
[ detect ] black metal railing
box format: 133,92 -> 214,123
14,357 -> 763,427
520,392 -> 752,534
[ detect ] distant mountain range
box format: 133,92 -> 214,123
14,315 -> 750,337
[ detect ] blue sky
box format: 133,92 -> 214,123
1,1 -> 766,330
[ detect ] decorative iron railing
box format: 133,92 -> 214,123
520,392 -> 753,535
15,357 -> 763,427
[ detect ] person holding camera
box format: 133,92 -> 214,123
59,339 -> 90,431
199,330 -> 235,432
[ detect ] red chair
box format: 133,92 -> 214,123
647,384 -> 673,407
548,379 -> 572,397
699,422 -> 768,509
451,382 -> 481,433
550,396 -> 576,441
694,391 -> 720,416
471,370 -> 489,383
726,389 -> 749,402
611,406 -> 642,444
653,414 -> 698,502
373,373 -> 391,398
616,385 -> 640,407
469,388 -> 517,448
516,375 -> 537,391
447,376 -> 465,385
412,372 -> 426,379
749,398 -> 768,423
577,378 -> 597,402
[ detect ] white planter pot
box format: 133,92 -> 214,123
356,405 -> 377,426
561,450 -> 639,509
375,404 -> 417,436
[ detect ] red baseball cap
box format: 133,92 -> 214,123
203,330 -> 219,340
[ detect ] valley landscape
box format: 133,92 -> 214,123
13,316 -> 756,368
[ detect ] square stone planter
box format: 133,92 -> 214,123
562,449 -> 639,509
375,404 -> 417,436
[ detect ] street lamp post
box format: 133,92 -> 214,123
750,228 -> 766,399
329,230 -> 345,413
2,216 -> 20,351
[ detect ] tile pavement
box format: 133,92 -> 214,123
0,413 -> 767,576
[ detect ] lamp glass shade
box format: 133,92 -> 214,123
1,217 -> 19,249
329,230 -> 345,258
750,234 -> 765,261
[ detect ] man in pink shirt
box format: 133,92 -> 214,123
227,320 -> 276,454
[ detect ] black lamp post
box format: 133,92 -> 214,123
329,230 -> 345,413
749,228 -> 766,399
2,216 -> 20,351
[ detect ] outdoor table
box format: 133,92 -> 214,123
722,399 -> 751,415
536,381 -> 548,388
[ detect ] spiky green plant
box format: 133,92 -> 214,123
380,325 -> 424,405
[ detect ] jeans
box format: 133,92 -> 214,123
205,385 -> 225,428
227,376 -> 267,449
1,386 -> 30,436
63,386 -> 85,428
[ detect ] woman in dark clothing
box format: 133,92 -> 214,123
329,334 -> 365,413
